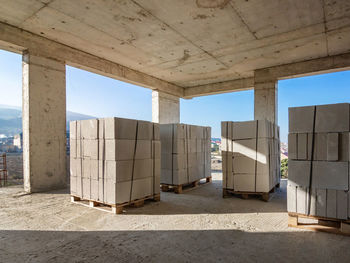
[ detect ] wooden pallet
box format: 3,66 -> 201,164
288,212 -> 350,236
223,183 -> 280,202
71,194 -> 160,214
161,176 -> 212,194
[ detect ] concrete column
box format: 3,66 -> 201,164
152,90 -> 180,124
254,75 -> 278,124
22,51 -> 67,193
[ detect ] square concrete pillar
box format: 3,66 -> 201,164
254,80 -> 278,124
152,91 -> 180,124
22,52 -> 67,193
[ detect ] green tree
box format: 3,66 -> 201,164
281,158 -> 288,178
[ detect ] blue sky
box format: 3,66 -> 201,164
1,49 -> 350,142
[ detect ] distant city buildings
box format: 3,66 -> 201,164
13,133 -> 22,150
211,138 -> 221,153
0,133 -> 22,153
280,142 -> 288,160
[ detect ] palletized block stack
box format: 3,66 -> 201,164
288,103 -> 350,220
70,117 -> 160,205
222,120 -> 280,193
160,124 -> 211,186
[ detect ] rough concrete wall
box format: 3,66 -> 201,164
254,80 -> 278,124
152,91 -> 180,124
22,52 -> 67,193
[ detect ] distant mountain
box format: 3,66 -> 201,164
0,105 -> 95,136
0,105 -> 21,120
0,104 -> 21,110
0,117 -> 22,136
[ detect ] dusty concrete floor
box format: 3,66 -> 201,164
0,173 -> 349,263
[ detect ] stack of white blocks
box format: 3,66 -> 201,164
160,124 -> 211,185
288,103 -> 350,219
70,117 -> 160,205
222,120 -> 280,193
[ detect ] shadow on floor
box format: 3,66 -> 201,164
121,178 -> 288,215
0,228 -> 347,263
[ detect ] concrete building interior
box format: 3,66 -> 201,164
1,0 -> 350,261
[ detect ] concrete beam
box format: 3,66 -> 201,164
152,91 -> 180,124
183,52 -> 350,98
0,22 -> 184,97
255,52 -> 350,83
183,77 -> 254,99
22,52 -> 67,193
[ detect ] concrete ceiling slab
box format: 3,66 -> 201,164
230,0 -> 324,38
0,0 -> 350,88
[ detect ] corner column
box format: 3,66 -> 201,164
254,70 -> 278,124
22,51 -> 67,193
152,91 -> 180,124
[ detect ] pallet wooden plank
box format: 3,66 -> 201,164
161,176 -> 212,194
288,212 -> 350,236
341,222 -> 350,234
71,194 -> 160,214
288,215 -> 298,227
223,183 -> 278,202
262,193 -> 270,202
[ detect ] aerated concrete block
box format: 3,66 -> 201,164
103,117 -> 137,140
312,161 -> 348,190
287,160 -> 310,187
232,139 -> 256,158
296,186 -> 307,215
337,190 -> 348,220
232,121 -> 256,140
289,106 -> 315,133
82,139 -> 99,159
255,172 -> 270,193
81,119 -> 99,139
316,188 -> 327,217
152,141 -> 161,159
105,139 -> 135,161
135,140 -> 151,160
70,176 -> 77,195
134,159 -> 152,180
306,188 -> 316,216
70,121 -> 77,139
104,160 -> 132,182
326,189 -> 337,218
153,123 -> 160,140
315,103 -> 350,133
234,173 -> 255,192
287,184 -> 297,213
327,133 -> 339,161
138,120 -> 153,140
288,133 -> 297,160
297,133 -> 308,160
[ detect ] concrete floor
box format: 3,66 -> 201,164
0,173 -> 349,263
